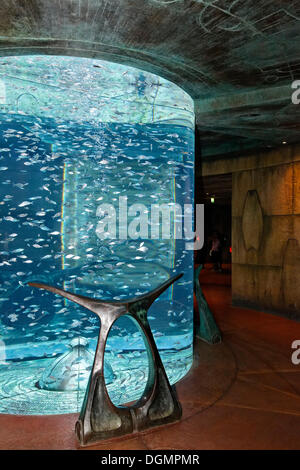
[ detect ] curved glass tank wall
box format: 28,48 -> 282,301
0,56 -> 195,414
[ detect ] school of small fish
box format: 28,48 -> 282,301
0,55 -> 195,369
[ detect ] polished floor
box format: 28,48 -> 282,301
0,265 -> 299,450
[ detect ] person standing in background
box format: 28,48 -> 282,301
209,231 -> 223,272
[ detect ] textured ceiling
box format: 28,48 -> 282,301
0,0 -> 300,157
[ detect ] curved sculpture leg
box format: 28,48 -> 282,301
75,321 -> 133,445
29,273 -> 183,445
126,273 -> 183,429
194,265 -> 222,344
130,317 -> 182,432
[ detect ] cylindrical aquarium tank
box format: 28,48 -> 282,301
0,56 -> 195,414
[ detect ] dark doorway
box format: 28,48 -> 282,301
195,173 -> 232,274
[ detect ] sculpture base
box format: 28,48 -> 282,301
28,274 -> 183,447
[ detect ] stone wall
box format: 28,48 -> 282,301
202,144 -> 300,320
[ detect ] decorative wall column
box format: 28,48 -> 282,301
231,147 -> 300,319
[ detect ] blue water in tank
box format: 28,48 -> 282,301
0,56 -> 194,414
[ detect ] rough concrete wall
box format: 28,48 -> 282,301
232,157 -> 300,319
